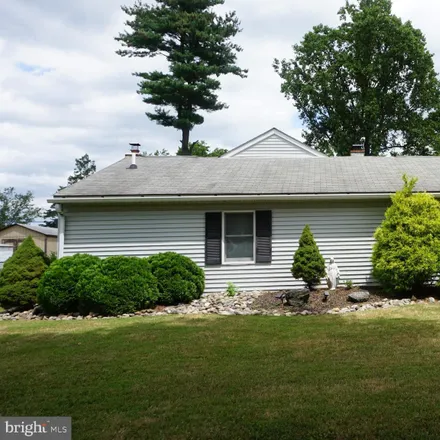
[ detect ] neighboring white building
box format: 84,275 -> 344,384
49,128 -> 440,292
0,244 -> 13,270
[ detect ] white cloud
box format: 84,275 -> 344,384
0,0 -> 439,212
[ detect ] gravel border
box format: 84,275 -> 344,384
0,291 -> 437,321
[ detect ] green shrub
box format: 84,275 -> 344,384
345,280 -> 354,290
37,254 -> 101,315
47,252 -> 58,265
291,225 -> 326,289
372,175 -> 440,293
0,236 -> 49,310
77,256 -> 159,316
226,282 -> 238,297
146,252 -> 205,305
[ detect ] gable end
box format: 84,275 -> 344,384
222,128 -> 325,159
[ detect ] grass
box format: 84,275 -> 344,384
2,306 -> 440,439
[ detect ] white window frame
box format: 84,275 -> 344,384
222,211 -> 256,265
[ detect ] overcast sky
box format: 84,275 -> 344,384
1,0 -> 440,209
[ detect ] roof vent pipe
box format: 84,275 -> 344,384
128,143 -> 141,169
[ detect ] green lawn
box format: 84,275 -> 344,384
2,307 -> 440,439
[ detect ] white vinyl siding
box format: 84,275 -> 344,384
232,134 -> 318,158
63,201 -> 388,293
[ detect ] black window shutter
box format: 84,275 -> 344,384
256,211 -> 272,263
205,213 -> 222,265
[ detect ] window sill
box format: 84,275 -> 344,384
221,261 -> 256,266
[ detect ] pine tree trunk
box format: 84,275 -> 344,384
180,128 -> 191,155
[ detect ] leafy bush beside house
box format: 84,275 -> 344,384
0,236 -> 49,309
372,176 -> 440,293
77,256 -> 159,316
37,254 -> 101,315
291,225 -> 326,289
146,252 -> 205,305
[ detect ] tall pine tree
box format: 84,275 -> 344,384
116,0 -> 247,155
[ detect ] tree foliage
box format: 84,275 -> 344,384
142,141 -> 228,157
177,140 -> 228,157
142,149 -> 170,157
291,225 -> 326,289
116,0 -> 247,155
372,176 -> 440,292
67,154 -> 96,186
42,154 -> 96,228
0,237 -> 49,309
274,0 -> 440,156
0,188 -> 41,229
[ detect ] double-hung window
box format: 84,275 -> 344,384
205,210 -> 272,266
224,212 -> 254,262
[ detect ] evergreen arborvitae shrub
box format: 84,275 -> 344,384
291,225 -> 326,289
0,236 -> 49,309
77,256 -> 159,316
372,175 -> 440,293
37,254 -> 101,315
146,252 -> 205,305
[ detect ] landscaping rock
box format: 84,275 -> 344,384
32,305 -> 44,316
277,288 -> 310,307
348,290 -> 370,303
1,285 -> 437,322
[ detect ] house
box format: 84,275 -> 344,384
0,224 -> 58,256
50,128 -> 440,292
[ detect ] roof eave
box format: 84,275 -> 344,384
47,192 -> 418,205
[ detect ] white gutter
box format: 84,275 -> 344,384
45,192 -> 423,205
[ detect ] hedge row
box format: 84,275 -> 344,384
0,245 -> 205,315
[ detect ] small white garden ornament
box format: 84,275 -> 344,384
326,257 -> 340,291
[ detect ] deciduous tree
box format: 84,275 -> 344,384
274,0 -> 440,156
0,188 -> 41,229
67,154 -> 96,185
142,149 -> 170,157
177,140 -> 228,157
42,154 -> 96,228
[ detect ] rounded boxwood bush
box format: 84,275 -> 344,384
77,256 -> 159,316
146,252 -> 205,305
0,236 -> 49,310
37,254 -> 101,315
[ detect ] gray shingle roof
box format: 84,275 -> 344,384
54,156 -> 440,198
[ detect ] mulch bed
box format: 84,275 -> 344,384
251,287 -> 386,314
